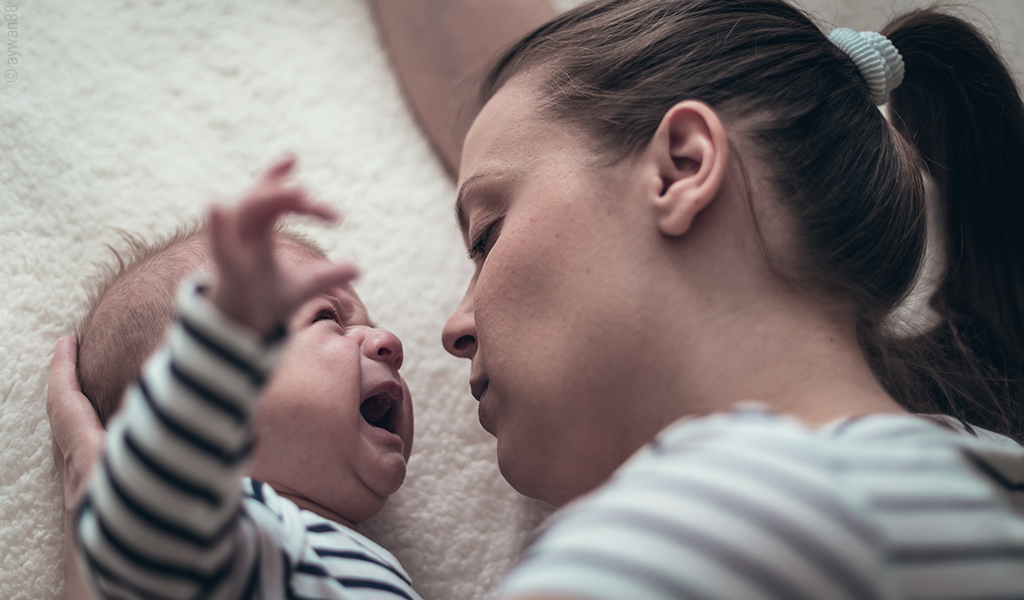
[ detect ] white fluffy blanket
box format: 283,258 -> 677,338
0,1 -> 1019,599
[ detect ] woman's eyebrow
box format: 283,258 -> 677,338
455,173 -> 489,231
455,172 -> 520,232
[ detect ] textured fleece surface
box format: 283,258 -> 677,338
0,1 -> 1020,599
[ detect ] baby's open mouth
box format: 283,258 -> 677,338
360,392 -> 398,434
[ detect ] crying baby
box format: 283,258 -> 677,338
73,158 -> 421,599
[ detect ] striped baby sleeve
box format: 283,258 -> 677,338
76,280 -> 284,600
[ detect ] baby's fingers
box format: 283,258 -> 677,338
284,261 -> 361,314
261,155 -> 298,181
238,184 -> 339,242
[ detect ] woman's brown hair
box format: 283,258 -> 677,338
482,0 -> 1024,439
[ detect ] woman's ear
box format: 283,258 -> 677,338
649,100 -> 729,236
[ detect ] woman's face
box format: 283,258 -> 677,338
443,78 -> 679,506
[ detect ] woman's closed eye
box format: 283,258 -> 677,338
468,220 -> 501,263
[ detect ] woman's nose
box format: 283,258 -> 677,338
363,327 -> 404,370
442,290 -> 476,359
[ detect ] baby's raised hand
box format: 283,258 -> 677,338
207,157 -> 359,336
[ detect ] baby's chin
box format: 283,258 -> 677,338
316,456 -> 408,524
362,452 -> 409,500
292,488 -> 392,528
265,464 -> 404,527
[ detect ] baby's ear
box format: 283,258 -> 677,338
648,100 -> 729,236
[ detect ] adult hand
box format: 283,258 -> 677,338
46,335 -> 104,600
206,156 -> 360,336
47,336 -> 105,521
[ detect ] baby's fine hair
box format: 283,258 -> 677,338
484,0 -> 1024,439
75,219 -> 327,426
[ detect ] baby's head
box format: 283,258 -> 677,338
77,221 -> 212,426
77,222 -> 413,526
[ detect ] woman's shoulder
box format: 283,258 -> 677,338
643,401 -> 1024,469
499,404 -> 1024,600
625,402 -> 1024,518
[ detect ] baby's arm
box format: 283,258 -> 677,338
74,158 -> 358,600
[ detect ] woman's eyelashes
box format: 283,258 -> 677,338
468,220 -> 501,263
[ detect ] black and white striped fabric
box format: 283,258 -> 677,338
499,405 -> 1024,600
77,281 -> 422,600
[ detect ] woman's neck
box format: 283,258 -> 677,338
665,287 -> 907,429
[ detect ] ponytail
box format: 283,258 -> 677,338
872,9 -> 1024,440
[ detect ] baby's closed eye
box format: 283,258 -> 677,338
313,307 -> 344,327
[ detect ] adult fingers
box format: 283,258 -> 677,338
46,337 -> 105,508
47,338 -> 96,432
51,437 -> 65,476
47,335 -> 80,398
46,337 -> 103,452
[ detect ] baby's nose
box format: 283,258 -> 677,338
363,327 -> 404,370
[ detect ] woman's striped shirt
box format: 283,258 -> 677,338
499,404 -> 1024,600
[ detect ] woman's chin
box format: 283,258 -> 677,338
496,444 -> 557,505
496,441 -> 601,507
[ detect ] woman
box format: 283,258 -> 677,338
52,0 -> 1024,598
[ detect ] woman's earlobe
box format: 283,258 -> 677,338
652,101 -> 729,237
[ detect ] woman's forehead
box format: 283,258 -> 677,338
459,78 -> 549,185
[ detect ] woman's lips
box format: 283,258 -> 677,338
470,379 -> 496,434
470,378 -> 488,402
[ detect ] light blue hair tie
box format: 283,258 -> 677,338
828,28 -> 905,105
